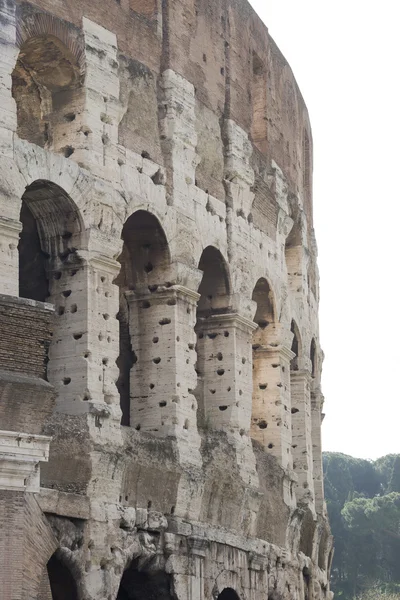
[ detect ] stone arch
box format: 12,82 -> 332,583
290,320 -> 302,372
251,277 -> 283,450
12,14 -> 85,153
18,180 -> 84,385
299,508 -> 316,558
310,338 -> 317,378
115,210 -> 173,428
37,551 -> 79,600
217,589 -> 241,600
195,246 -> 232,429
318,526 -> 329,570
285,217 -> 304,297
116,558 -> 174,600
197,246 -> 231,317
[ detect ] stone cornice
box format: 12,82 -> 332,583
0,431 -> 51,492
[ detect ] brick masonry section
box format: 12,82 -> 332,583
0,294 -> 54,379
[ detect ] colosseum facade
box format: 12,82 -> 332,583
0,0 -> 333,598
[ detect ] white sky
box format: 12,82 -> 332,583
249,0 -> 400,460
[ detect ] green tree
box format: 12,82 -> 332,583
388,456 -> 400,493
323,453 -> 400,599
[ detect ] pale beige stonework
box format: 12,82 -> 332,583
0,1 -> 333,599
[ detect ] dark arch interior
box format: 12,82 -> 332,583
18,180 -> 82,302
310,338 -> 317,378
19,199 -> 49,302
117,210 -> 170,290
290,320 -> 300,371
252,277 -> 276,345
115,210 -> 170,425
197,246 -> 231,316
47,554 -> 78,600
116,561 -> 174,600
12,35 -> 81,148
217,589 -> 240,600
299,510 -> 315,558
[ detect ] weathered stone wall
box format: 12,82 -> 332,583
0,0 -> 332,598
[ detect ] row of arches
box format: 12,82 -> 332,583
41,551 -> 242,600
17,179 -> 318,458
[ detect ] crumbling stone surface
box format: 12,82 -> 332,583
0,0 -> 332,598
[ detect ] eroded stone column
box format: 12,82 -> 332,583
291,368 -> 315,509
159,69 -> 199,208
251,343 -> 294,470
311,386 -> 324,514
196,313 -> 256,433
196,313 -> 259,486
127,284 -> 202,464
65,18 -> 120,182
47,255 -> 121,425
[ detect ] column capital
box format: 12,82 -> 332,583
253,343 -> 295,363
126,284 -> 200,304
0,430 -> 51,492
89,254 -> 121,275
197,312 -> 258,334
290,368 -> 312,383
0,216 -> 22,236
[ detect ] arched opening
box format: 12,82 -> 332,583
290,320 -> 300,371
217,589 -> 240,600
45,553 -> 79,600
12,34 -> 83,153
310,338 -> 317,378
299,509 -> 315,558
197,246 -> 230,318
302,567 -> 311,600
116,559 -> 174,600
115,211 -> 172,429
251,278 -> 285,451
285,221 -> 303,296
195,246 -> 232,429
318,528 -> 328,570
18,180 -> 83,381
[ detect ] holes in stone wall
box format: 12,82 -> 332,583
63,377 -> 71,385
159,318 -> 171,326
115,210 -> 171,427
195,246 -> 231,429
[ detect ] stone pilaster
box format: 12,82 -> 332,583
311,386 -> 324,514
251,343 -> 294,470
196,312 -> 259,486
0,217 -> 21,296
46,255 -> 121,426
196,313 -> 257,432
127,284 -> 202,465
159,69 -> 199,210
291,369 -> 315,510
0,0 -> 17,157
65,18 -> 120,182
